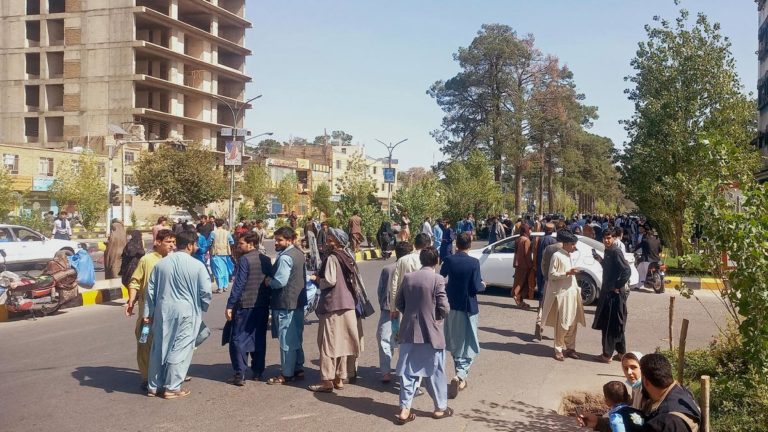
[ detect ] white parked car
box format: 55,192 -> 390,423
467,233 -> 639,306
0,224 -> 82,272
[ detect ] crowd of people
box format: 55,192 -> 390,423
109,209 -> 696,430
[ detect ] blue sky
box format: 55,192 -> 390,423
243,0 -> 757,169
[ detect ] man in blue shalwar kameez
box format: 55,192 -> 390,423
207,218 -> 234,293
224,232 -> 273,385
144,231 -> 212,399
265,227 -> 308,385
439,232 -> 482,400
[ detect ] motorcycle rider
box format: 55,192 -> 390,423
635,229 -> 663,291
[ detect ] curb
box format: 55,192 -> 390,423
354,249 -> 382,262
664,276 -> 722,291
0,279 -> 127,322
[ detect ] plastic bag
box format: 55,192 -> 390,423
68,249 -> 95,288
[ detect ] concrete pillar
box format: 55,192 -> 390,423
211,16 -> 219,38
169,0 -> 178,20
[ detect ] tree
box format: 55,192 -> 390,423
429,24 -> 561,214
335,153 -> 376,210
133,142 -> 227,220
397,167 -> 432,188
274,174 -> 298,214
250,138 -> 282,157
311,182 -> 335,218
285,137 -> 309,146
331,130 -> 353,145
0,168 -> 14,220
618,7 -> 759,255
392,174 -> 446,227
441,150 -> 503,221
49,152 -> 108,230
240,164 -> 270,218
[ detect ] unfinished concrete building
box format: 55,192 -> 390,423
0,0 -> 252,152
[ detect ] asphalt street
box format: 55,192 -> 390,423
0,241 -> 728,432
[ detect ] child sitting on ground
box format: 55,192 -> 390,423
603,381 -> 645,432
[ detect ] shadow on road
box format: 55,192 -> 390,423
312,393 -> 433,424
461,399 -> 576,432
478,326 -> 539,343
71,366 -> 142,395
479,340 -> 554,359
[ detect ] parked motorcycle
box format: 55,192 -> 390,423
0,248 -> 79,318
634,250 -> 667,294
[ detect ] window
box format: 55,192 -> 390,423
492,238 -> 516,254
124,174 -> 135,186
381,183 -> 385,191
335,160 -> 341,169
373,166 -> 377,175
12,227 -> 43,242
3,154 -> 19,174
341,148 -> 346,154
124,151 -> 135,164
38,157 -> 54,176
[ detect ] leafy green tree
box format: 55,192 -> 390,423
441,150 -> 503,221
692,178 -> 768,378
392,174 -> 447,228
240,164 -> 270,218
429,24 -> 563,214
49,151 -> 108,230
275,174 -> 298,214
335,153 -> 376,210
618,8 -> 759,255
133,142 -> 227,220
311,182 -> 335,218
0,168 -> 14,220
331,130 -> 353,145
248,138 -> 282,158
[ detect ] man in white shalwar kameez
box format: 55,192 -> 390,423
144,231 -> 212,398
540,231 -> 585,362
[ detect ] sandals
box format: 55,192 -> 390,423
395,413 -> 416,425
333,378 -> 344,390
308,384 -> 334,393
266,375 -> 293,385
432,407 -> 454,420
514,296 -> 531,310
162,388 -> 191,399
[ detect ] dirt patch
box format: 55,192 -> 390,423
560,390 -> 608,417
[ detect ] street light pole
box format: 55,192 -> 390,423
211,94 -> 262,230
375,138 -> 407,218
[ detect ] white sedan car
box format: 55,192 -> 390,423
0,224 -> 82,272
467,233 -> 639,305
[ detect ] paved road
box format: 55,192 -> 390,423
0,243 -> 727,432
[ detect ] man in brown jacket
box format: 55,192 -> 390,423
348,210 -> 364,252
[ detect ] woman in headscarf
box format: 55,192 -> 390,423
376,220 -> 394,259
308,228 -> 362,392
104,219 -> 127,279
120,230 -> 145,288
512,223 -> 533,309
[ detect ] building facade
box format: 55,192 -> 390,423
0,0 -> 251,222
758,0 -> 768,182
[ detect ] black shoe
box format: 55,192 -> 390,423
228,374 -> 245,386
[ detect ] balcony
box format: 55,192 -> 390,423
25,85 -> 40,112
26,21 -> 41,47
47,19 -> 64,46
46,84 -> 64,111
47,51 -> 64,79
26,53 -> 41,79
134,40 -> 250,81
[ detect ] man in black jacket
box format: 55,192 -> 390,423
592,228 -> 632,363
640,353 -> 701,431
636,230 -> 663,291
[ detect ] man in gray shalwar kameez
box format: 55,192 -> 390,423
144,231 -> 212,399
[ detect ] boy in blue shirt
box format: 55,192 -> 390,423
603,381 -> 644,432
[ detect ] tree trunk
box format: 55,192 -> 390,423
538,144 -> 544,215
514,164 -> 524,216
547,157 -> 554,214
673,210 -> 685,257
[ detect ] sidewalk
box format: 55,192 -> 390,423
664,275 -> 723,291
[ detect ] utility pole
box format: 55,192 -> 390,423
212,94 -> 262,230
375,138 -> 407,218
